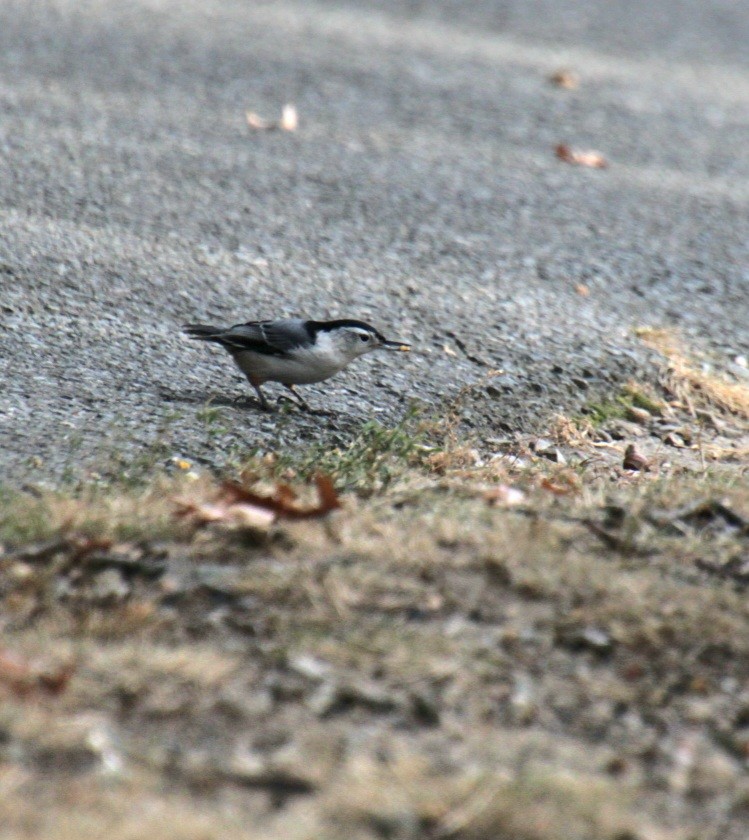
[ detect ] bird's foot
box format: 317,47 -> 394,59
230,395 -> 270,411
276,395 -> 334,417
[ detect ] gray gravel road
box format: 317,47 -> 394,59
2,0 -> 748,483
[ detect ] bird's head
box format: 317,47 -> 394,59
317,320 -> 411,361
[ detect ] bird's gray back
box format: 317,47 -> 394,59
223,318 -> 313,355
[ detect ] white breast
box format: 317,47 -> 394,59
234,332 -> 351,385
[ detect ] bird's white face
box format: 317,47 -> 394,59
334,325 -> 383,360
319,324 -> 410,367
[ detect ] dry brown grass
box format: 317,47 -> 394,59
0,785 -> 258,840
319,736 -> 648,840
0,474 -> 220,547
636,326 -> 749,418
1,458 -> 747,839
547,413 -> 595,446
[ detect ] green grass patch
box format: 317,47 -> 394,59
579,395 -> 631,426
0,486 -> 62,546
0,480 -> 196,549
271,405 -> 429,492
579,382 -> 665,426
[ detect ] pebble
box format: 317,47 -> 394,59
90,569 -> 130,602
606,420 -> 646,439
626,405 -> 652,425
623,444 -> 650,471
663,432 -> 686,448
533,438 -> 567,464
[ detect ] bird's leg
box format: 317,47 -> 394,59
283,384 -> 312,412
252,383 -> 270,411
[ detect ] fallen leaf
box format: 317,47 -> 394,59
540,476 -> 578,495
549,69 -> 579,89
0,648 -> 73,698
174,501 -> 234,524
222,474 -> 340,519
555,143 -> 608,169
664,432 -> 686,448
246,103 -> 298,132
225,504 -> 277,530
557,624 -> 614,653
274,482 -> 299,507
37,668 -> 74,696
484,485 -> 526,506
582,519 -> 654,556
575,283 -> 590,297
246,111 -> 272,130
653,499 -> 748,532
173,499 -> 275,533
623,443 -> 651,471
177,474 -> 341,530
626,406 -> 652,425
69,536 -> 114,562
533,438 -> 567,464
313,474 -> 341,513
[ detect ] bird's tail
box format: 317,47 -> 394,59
182,324 -> 225,342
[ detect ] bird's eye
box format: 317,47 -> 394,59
360,334 -> 370,342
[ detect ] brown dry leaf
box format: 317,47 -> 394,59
246,111 -> 272,130
314,474 -> 341,513
556,143 -> 608,169
626,405 -> 652,425
221,473 -> 341,519
484,485 -> 526,506
246,103 -> 298,132
224,504 -> 277,530
69,535 -> 114,562
704,444 -> 749,462
549,69 -> 579,89
174,499 -> 275,532
0,649 -> 73,698
174,501 -> 233,524
0,649 -> 36,689
540,474 -> 579,495
623,444 -> 651,472
274,482 -> 299,507
175,474 -> 339,530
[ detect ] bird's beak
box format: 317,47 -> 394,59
382,340 -> 411,352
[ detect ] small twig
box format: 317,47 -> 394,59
435,780 -> 502,839
697,419 -> 706,472
581,518 -> 655,557
649,499 -> 748,533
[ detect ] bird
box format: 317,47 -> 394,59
182,318 -> 411,411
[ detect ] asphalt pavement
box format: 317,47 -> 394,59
1,0 -> 748,483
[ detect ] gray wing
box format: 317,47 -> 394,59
220,319 -> 312,356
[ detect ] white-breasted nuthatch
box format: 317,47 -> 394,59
182,318 -> 411,410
